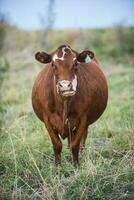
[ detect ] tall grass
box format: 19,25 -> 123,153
0,54 -> 134,199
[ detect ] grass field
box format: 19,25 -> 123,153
0,53 -> 134,200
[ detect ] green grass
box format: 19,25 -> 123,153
0,54 -> 134,200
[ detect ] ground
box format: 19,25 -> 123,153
0,54 -> 134,200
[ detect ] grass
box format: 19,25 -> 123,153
0,53 -> 134,200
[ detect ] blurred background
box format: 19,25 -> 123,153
0,0 -> 134,59
0,1 -> 134,199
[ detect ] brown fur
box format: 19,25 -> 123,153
32,45 -> 108,165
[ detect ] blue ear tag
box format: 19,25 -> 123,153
85,55 -> 91,63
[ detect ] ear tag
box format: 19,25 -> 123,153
85,55 -> 91,63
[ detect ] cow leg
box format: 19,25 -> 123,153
70,115 -> 87,165
67,137 -> 70,148
43,116 -> 62,166
67,132 -> 75,149
48,130 -> 62,166
80,128 -> 88,149
71,143 -> 79,165
52,134 -> 62,166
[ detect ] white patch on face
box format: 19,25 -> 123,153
56,83 -> 59,94
72,75 -> 77,91
52,46 -> 72,62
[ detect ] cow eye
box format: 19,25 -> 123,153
52,62 -> 57,69
74,60 -> 78,66
52,62 -> 55,67
71,64 -> 77,73
74,61 -> 78,68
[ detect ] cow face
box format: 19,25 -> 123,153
52,45 -> 78,97
35,45 -> 94,98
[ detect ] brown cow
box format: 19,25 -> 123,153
32,45 -> 108,166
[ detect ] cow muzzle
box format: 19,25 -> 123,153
57,80 -> 75,97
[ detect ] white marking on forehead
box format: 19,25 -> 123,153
53,46 -> 74,62
72,75 -> 77,91
60,47 -> 68,60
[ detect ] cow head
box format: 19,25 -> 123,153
35,45 -> 94,98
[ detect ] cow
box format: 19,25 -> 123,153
32,45 -> 108,166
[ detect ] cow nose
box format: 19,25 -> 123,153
58,80 -> 72,91
57,80 -> 75,97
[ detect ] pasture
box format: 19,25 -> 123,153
0,51 -> 134,200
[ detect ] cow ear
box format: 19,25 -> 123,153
77,50 -> 94,63
35,51 -> 52,63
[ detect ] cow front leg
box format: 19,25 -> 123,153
71,115 -> 87,165
71,143 -> 80,165
80,128 -> 88,150
53,137 -> 62,166
43,116 -> 62,166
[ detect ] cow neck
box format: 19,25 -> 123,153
63,99 -> 68,127
62,99 -> 72,142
